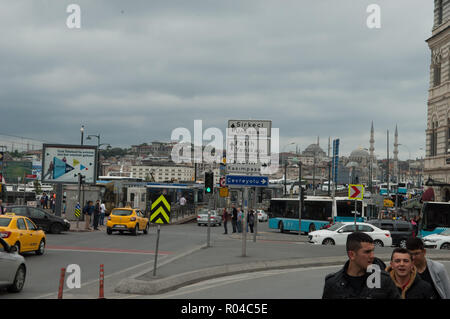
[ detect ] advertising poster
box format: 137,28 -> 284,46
42,144 -> 98,184
3,161 -> 32,183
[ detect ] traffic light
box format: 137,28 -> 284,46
205,172 -> 214,194
300,186 -> 305,205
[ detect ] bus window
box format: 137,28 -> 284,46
421,202 -> 450,235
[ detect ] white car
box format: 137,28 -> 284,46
423,229 -> 450,250
256,210 -> 268,222
197,209 -> 221,226
308,222 -> 392,247
0,238 -> 26,293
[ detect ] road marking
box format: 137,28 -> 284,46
34,243 -> 206,299
46,245 -> 173,255
148,265 -> 341,299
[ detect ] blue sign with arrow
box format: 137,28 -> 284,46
226,175 -> 269,187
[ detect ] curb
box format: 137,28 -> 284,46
115,252 -> 450,296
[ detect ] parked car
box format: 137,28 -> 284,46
423,229 -> 450,250
367,219 -> 415,248
6,205 -> 70,234
0,214 -> 46,255
308,222 -> 392,247
197,209 -> 221,226
106,208 -> 149,235
256,210 -> 268,222
0,238 -> 26,293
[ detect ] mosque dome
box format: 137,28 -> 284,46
302,144 -> 326,158
349,148 -> 370,163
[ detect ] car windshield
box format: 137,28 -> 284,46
0,218 -> 12,227
199,210 -> 217,215
327,223 -> 344,231
112,210 -> 133,216
440,229 -> 450,236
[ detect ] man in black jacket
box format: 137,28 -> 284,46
386,248 -> 436,299
231,205 -> 238,233
322,232 -> 400,299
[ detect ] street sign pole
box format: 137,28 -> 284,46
298,162 -> 302,235
207,194 -> 211,248
242,187 -> 248,257
253,187 -> 257,243
152,225 -> 161,277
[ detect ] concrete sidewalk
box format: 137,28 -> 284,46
115,233 -> 450,295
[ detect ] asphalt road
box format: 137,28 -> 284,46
135,261 -> 450,299
0,221 -> 215,299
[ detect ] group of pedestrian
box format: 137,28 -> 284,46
222,205 -> 256,235
83,200 -> 106,231
322,232 -> 450,299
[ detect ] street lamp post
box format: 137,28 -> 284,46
282,142 -> 295,197
80,125 -> 84,146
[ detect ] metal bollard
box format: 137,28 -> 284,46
58,268 -> 66,299
99,264 -> 105,299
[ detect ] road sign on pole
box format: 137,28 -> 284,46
348,184 -> 364,200
226,175 -> 269,187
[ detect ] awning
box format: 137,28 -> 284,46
422,187 -> 435,202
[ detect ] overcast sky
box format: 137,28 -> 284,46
0,0 -> 434,160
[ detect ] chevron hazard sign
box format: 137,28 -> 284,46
348,184 -> 364,200
150,195 -> 171,224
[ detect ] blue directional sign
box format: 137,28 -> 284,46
225,175 -> 269,187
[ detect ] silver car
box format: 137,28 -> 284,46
0,238 -> 26,293
197,209 -> 221,226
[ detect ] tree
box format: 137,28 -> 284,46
34,180 -> 42,194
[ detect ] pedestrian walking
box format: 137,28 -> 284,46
93,200 -> 101,230
179,195 -> 187,217
322,232 -> 400,299
247,210 -> 255,233
0,199 -> 5,214
222,208 -> 230,234
231,205 -> 238,233
386,248 -> 436,299
43,193 -> 48,209
406,237 -> 450,299
84,200 -> 93,230
99,201 -> 106,226
236,207 -> 243,233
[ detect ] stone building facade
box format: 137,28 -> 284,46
425,0 -> 450,201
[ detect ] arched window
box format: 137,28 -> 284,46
434,63 -> 442,86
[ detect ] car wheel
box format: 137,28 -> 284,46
35,239 -> 45,255
322,238 -> 335,245
198,223 -> 201,226
399,239 -> 407,249
374,240 -> 384,248
143,223 -> 149,235
106,228 -> 112,235
119,230 -> 124,234
440,243 -> 450,250
7,265 -> 26,293
51,223 -> 63,234
132,225 -> 138,236
309,223 -> 316,233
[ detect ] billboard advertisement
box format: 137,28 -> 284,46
42,144 -> 98,184
3,161 -> 33,183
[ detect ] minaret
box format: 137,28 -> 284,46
369,121 -> 375,161
394,125 -> 399,182
369,121 -> 375,187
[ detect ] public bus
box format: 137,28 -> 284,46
419,202 -> 450,237
379,183 -> 397,195
268,196 -> 365,234
397,182 -> 408,195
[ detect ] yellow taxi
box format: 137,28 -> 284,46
0,213 -> 46,255
106,208 -> 149,235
